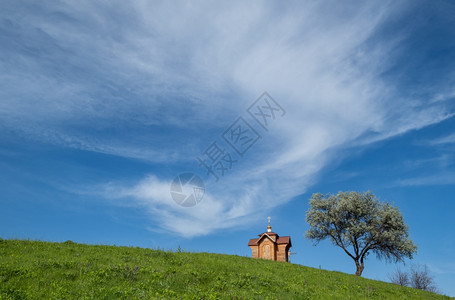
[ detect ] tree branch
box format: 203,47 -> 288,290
331,224 -> 356,261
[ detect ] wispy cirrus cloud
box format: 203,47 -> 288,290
394,173 -> 455,187
430,133 -> 455,145
2,0 -> 455,236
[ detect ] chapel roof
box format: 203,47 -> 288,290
248,235 -> 292,246
247,217 -> 292,247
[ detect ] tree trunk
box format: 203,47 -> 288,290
355,260 -> 364,276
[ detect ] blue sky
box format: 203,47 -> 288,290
1,0 -> 455,296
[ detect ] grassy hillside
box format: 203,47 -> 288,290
0,239 -> 450,299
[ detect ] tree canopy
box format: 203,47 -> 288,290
305,191 -> 417,276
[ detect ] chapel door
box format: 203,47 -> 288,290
264,244 -> 270,259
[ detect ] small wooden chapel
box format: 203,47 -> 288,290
247,217 -> 292,262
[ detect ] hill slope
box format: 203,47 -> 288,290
0,239 -> 450,299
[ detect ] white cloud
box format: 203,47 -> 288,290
104,175 -> 253,237
426,261 -> 455,275
2,1 -> 454,236
430,133 -> 455,145
394,173 -> 455,187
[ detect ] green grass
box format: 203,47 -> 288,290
0,239 -> 451,299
